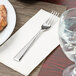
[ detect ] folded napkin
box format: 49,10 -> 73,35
0,9 -> 60,76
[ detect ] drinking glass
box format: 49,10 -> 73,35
59,8 -> 76,76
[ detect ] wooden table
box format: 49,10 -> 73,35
38,0 -> 76,76
0,0 -> 66,76
41,0 -> 76,8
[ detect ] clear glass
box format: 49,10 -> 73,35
59,8 -> 76,76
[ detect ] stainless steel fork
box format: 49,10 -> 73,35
14,11 -> 59,62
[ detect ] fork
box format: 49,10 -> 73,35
14,11 -> 59,62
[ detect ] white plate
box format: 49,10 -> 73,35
0,0 -> 16,45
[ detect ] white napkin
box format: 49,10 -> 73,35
0,9 -> 60,76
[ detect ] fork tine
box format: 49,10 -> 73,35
46,10 -> 54,24
47,11 -> 56,24
51,12 -> 60,26
48,11 -> 57,25
48,11 -> 59,27
56,13 -> 59,17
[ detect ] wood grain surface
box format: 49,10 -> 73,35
38,46 -> 73,76
38,0 -> 76,76
0,0 -> 66,76
41,0 -> 76,9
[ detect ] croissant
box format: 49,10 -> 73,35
0,5 -> 7,31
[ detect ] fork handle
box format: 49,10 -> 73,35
14,29 -> 44,62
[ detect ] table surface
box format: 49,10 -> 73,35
0,0 -> 66,76
38,46 -> 73,76
41,0 -> 76,9
38,0 -> 76,76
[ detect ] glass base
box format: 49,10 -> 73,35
63,64 -> 76,76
